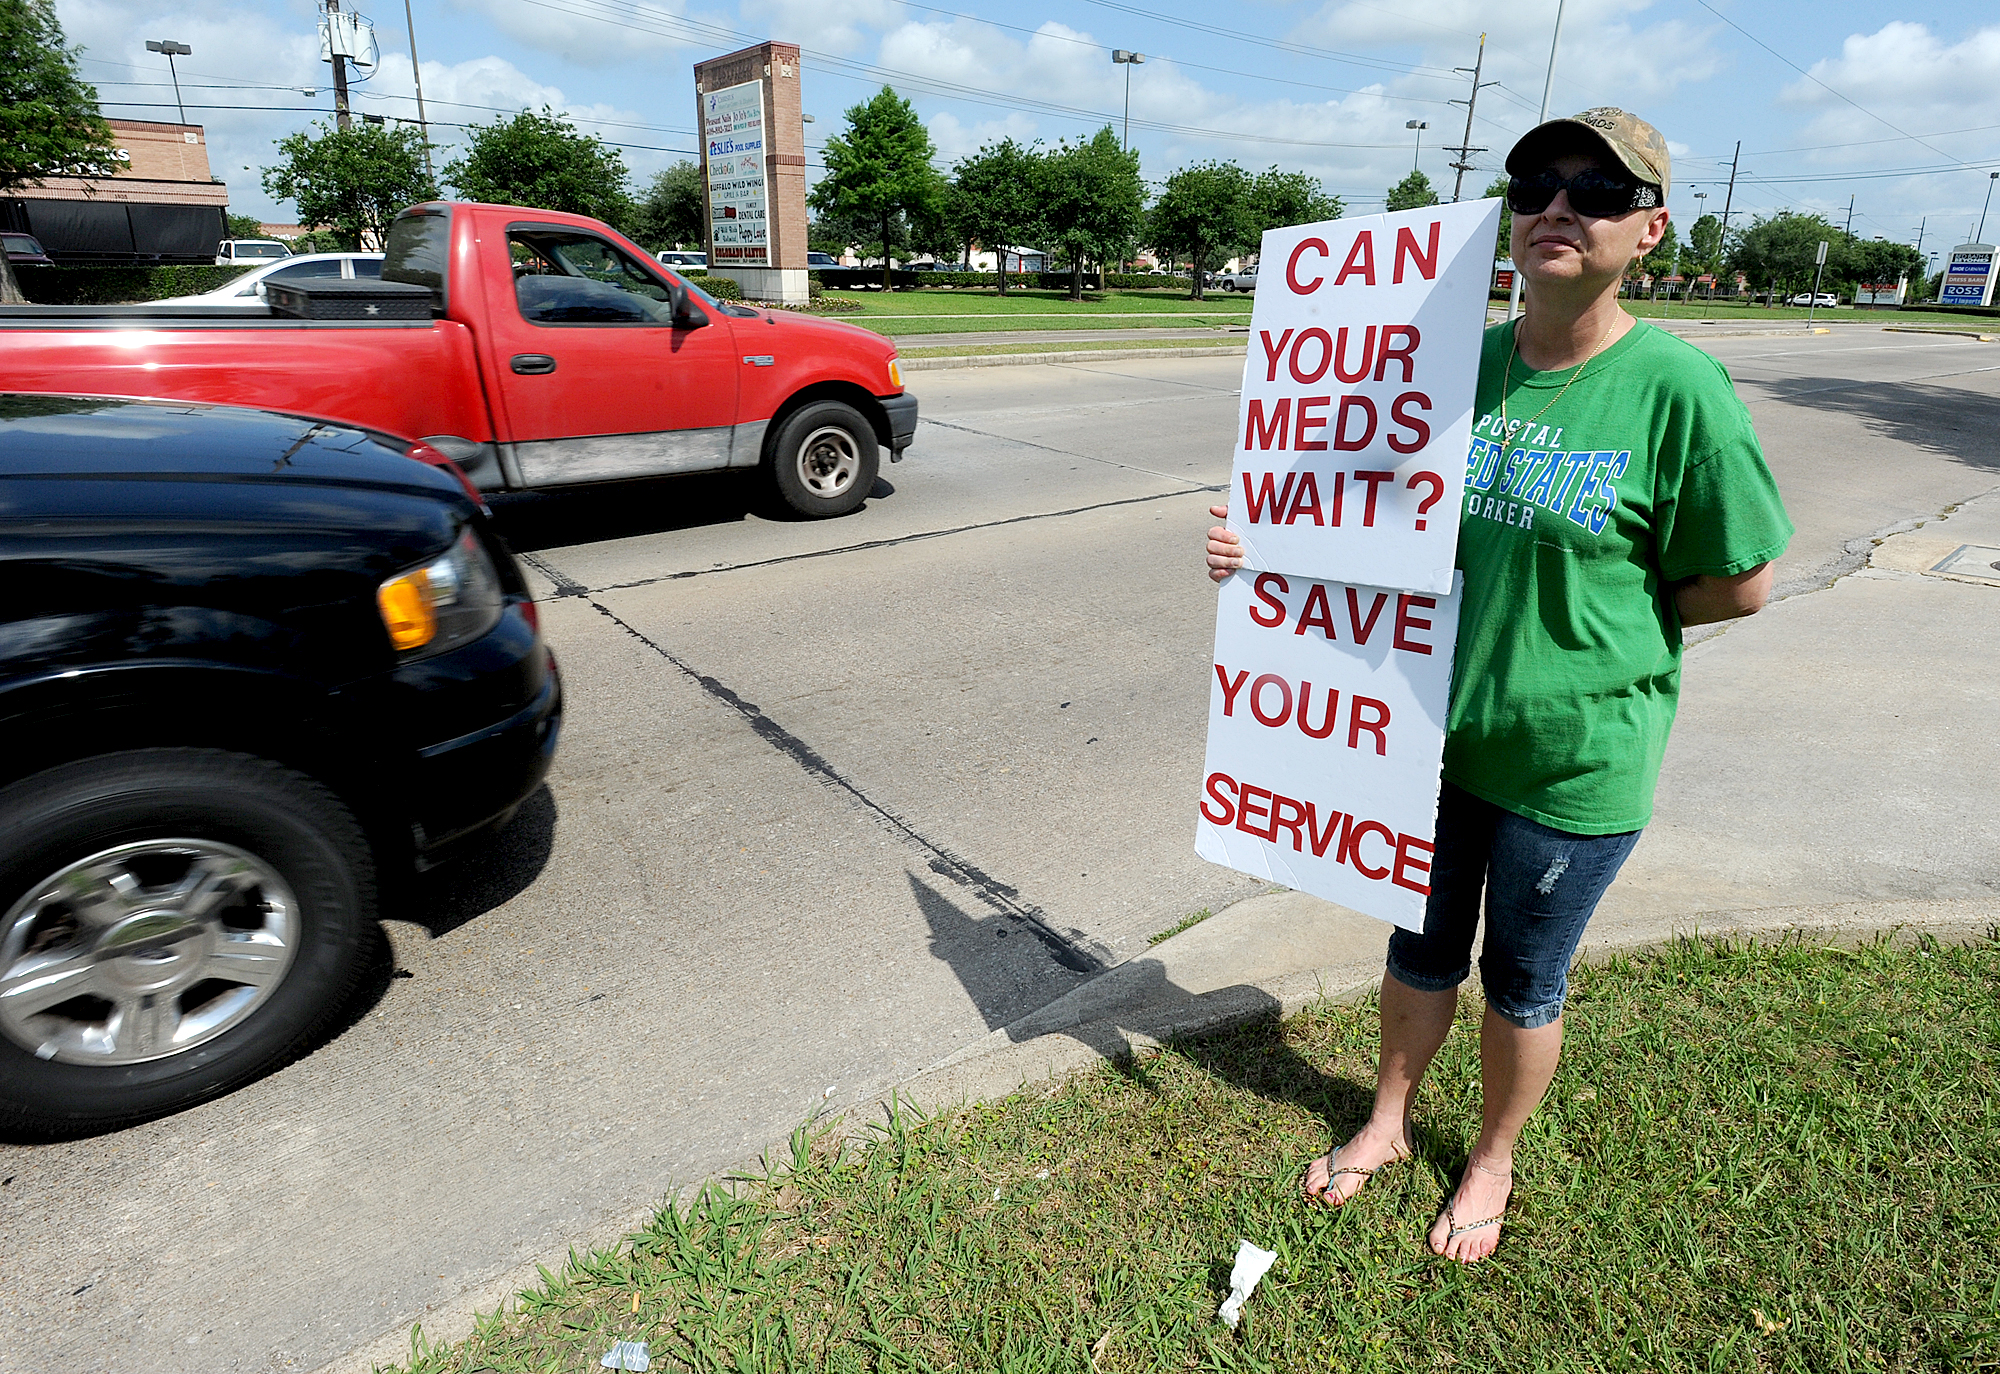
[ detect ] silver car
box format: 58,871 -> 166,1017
1213,266 -> 1258,292
159,253 -> 386,307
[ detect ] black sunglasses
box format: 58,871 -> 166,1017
1507,169 -> 1661,218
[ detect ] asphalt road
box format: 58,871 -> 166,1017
3,329 -> 1997,1374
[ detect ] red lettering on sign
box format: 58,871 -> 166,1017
1305,802 -> 1344,858
1334,231 -> 1376,286
1393,832 -> 1434,895
1295,583 -> 1337,639
1285,471 -> 1324,525
1352,469 -> 1395,524
1249,573 -> 1289,626
1333,396 -> 1377,451
1201,771 -> 1237,825
1289,328 -> 1332,384
1295,395 -> 1330,451
1236,784 -> 1277,840
1240,469 -> 1296,522
1214,664 -> 1249,715
1259,329 -> 1292,382
1346,587 -> 1389,643
1388,392 -> 1432,453
1249,673 -> 1293,727
1342,819 -> 1397,879
1296,682 -> 1339,739
1333,325 -> 1376,384
1393,221 -> 1440,283
1394,594 -> 1436,655
1348,695 -> 1392,754
1286,238 -> 1327,294
1374,325 -> 1420,381
1245,398 -> 1291,451
1269,793 -> 1309,850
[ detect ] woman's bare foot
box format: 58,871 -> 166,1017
1427,1156 -> 1514,1262
1301,1118 -> 1414,1207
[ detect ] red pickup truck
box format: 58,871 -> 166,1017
0,202 -> 917,518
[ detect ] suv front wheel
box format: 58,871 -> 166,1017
0,749 -> 373,1138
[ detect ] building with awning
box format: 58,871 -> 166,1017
1,119 -> 230,264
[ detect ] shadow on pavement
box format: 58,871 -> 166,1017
488,472 -> 899,552
908,867 -> 1383,1148
1759,376 -> 2000,474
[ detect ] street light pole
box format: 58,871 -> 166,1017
403,0 -> 433,183
1509,0 -> 1565,322
145,40 -> 192,127
1111,51 -> 1144,153
1979,171 -> 1998,243
1405,120 -> 1429,175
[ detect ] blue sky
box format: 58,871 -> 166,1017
55,0 -> 2000,263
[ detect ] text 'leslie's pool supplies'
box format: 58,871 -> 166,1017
1197,199 -> 1499,931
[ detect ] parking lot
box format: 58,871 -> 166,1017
4,329 -> 1998,1372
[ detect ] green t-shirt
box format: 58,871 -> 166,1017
1444,318 -> 1793,834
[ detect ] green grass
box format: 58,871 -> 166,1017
1616,300 -> 1989,327
899,338 -> 1248,360
822,288 -> 1253,336
1147,908 -> 1217,945
387,934 -> 2000,1373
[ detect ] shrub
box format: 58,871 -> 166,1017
683,272 -> 742,300
16,265 -> 254,305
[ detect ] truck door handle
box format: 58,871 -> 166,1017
511,354 -> 557,375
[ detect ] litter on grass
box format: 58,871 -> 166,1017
1216,1240 -> 1278,1330
600,1339 -> 650,1370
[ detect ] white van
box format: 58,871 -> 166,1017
215,239 -> 293,266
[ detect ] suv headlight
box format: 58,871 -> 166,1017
377,527 -> 505,657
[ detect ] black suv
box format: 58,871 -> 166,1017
0,395 -> 561,1136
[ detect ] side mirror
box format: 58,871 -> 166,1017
668,278 -> 708,329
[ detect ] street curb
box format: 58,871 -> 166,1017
900,344 -> 1248,370
1882,326 -> 2000,342
314,892 -> 2000,1374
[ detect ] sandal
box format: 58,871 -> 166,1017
1431,1161 -> 1513,1260
1301,1123 -> 1413,1208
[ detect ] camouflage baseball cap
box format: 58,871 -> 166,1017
1506,108 -> 1671,202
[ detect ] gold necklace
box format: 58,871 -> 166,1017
1499,316 -> 1619,441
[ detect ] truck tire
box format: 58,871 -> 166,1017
0,750 -> 373,1138
767,400 -> 880,519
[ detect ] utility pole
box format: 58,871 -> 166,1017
403,0 -> 432,181
328,0 -> 352,130
1844,194 -> 1855,237
1444,33 -> 1494,203
1719,140 -> 1740,236
1509,0 -> 1565,322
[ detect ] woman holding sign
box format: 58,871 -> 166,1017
1205,109 -> 1792,1263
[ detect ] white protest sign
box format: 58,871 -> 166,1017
1196,568 -> 1461,932
1228,199 -> 1502,596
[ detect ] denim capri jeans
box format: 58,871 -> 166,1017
1386,782 -> 1643,1029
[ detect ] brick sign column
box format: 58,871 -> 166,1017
693,41 -> 807,305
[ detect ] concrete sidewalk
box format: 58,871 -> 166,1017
323,480 -> 2000,1374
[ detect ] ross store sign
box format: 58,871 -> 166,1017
1940,244 -> 1997,307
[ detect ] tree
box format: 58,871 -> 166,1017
1842,238 -> 1925,297
445,108 -> 633,231
1385,170 -> 1440,213
262,120 -> 437,250
1249,167 -> 1341,235
1640,220 -> 1680,286
225,212 -> 266,239
1147,160 -> 1256,300
1727,211 -> 1842,302
1038,127 -> 1144,300
811,87 -> 945,291
1687,212 -> 1723,271
1483,175 -> 1512,261
631,160 -> 703,251
0,0 -> 121,301
949,137 -> 1041,293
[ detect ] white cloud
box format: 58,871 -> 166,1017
1780,22 -> 2000,165
740,0 -> 897,55
444,0 -> 690,67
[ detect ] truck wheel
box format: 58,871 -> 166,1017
0,750 -> 373,1138
767,400 -> 880,519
